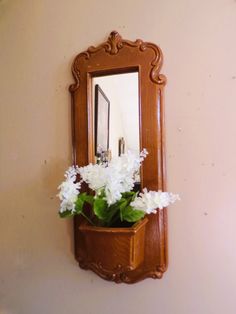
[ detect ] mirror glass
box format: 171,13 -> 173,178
92,72 -> 140,187
92,72 -> 139,161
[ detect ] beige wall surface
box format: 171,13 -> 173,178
1,0 -> 236,313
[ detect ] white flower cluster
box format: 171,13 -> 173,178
78,163 -> 107,192
78,149 -> 148,205
57,149 -> 180,216
58,166 -> 81,213
104,149 -> 148,204
130,188 -> 180,214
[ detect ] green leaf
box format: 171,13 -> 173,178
122,206 -> 145,223
131,192 -> 138,201
75,197 -> 84,214
79,193 -> 94,205
102,203 -> 119,226
59,210 -> 74,218
93,197 -> 109,220
84,195 -> 94,205
119,199 -> 128,222
120,200 -> 128,209
121,191 -> 136,198
75,193 -> 94,215
121,191 -> 138,204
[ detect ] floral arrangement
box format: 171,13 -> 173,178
58,150 -> 179,227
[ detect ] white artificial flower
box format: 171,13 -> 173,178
64,166 -> 78,181
58,150 -> 180,217
58,150 -> 149,209
102,149 -> 148,205
130,188 -> 180,214
57,166 -> 81,213
58,180 -> 81,201
78,163 -> 107,191
59,198 -> 76,213
77,150 -> 148,205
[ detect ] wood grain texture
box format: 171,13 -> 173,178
69,31 -> 167,283
79,218 -> 148,283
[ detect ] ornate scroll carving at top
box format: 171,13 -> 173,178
139,41 -> 167,85
69,51 -> 90,93
69,31 -> 166,93
88,31 -> 123,55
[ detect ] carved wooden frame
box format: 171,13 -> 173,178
69,31 -> 167,283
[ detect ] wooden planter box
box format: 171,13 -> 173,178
79,217 -> 148,274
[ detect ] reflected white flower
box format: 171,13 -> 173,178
130,188 -> 180,214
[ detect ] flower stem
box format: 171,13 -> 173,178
81,212 -> 95,226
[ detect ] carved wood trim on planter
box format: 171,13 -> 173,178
69,31 -> 167,284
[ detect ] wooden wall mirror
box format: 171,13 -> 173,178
69,31 -> 167,283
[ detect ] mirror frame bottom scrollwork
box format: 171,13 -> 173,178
69,31 -> 167,284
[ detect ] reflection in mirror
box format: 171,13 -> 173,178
92,72 -> 140,189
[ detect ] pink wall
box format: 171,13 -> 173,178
1,0 -> 236,313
